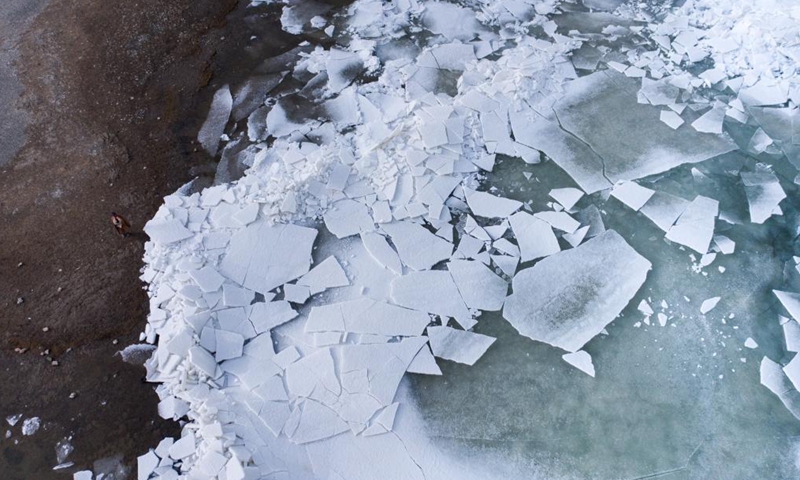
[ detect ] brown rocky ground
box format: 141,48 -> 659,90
0,0 -> 297,478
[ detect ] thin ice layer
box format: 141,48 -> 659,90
503,230 -> 651,352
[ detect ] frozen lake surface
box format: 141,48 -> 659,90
123,0 -> 800,479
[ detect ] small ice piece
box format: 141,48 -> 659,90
407,345 -> 442,375
775,290 -> 800,321
305,299 -> 430,337
741,171 -> 786,224
464,188 -> 522,218
360,232 -> 402,275
713,235 -> 735,254
665,195 -> 719,254
745,338 -> 758,349
249,301 -> 297,333
610,181 -> 655,211
324,199 -> 374,238
509,211 -> 560,261
427,326 -> 496,366
391,271 -> 472,327
326,49 -> 363,93
73,471 -> 93,480
657,313 -> 668,327
783,318 -> 800,353
198,85 -> 233,156
534,211 -> 580,234
576,205 -> 605,237
691,105 -> 725,134
223,284 -> 255,307
659,110 -> 684,129
785,355 -> 800,392
21,417 -> 40,436
562,351 -> 595,377
382,221 -> 453,271
297,256 -> 349,295
700,297 -> 721,314
188,346 -> 217,377
638,300 -> 654,316
189,267 -> 226,293
491,255 -> 519,277
739,80 -> 788,106
549,188 -> 584,211
144,218 -> 193,245
169,431 -> 196,459
448,260 -> 508,311
283,283 -> 311,304
219,222 -> 317,294
137,451 -> 159,480
563,225 -> 590,248
504,231 -> 651,352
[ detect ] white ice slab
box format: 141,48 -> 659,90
144,218 -> 194,245
700,296 -> 721,314
549,188 -> 584,211
610,181 -> 655,211
562,351 -> 595,377
305,299 -> 431,337
741,171 -> 786,224
324,199 -> 375,238
534,211 -> 580,234
775,290 -> 800,322
427,326 -> 495,366
745,337 -> 759,349
198,85 -> 233,156
406,345 -> 442,375
509,211 -> 560,262
382,221 -> 453,271
297,256 -> 350,295
361,232 -> 403,275
464,188 -> 522,218
447,260 -> 508,311
659,110 -> 684,129
189,267 -> 226,293
391,271 -> 472,327
712,235 -> 735,254
504,230 -> 651,352
219,222 -> 317,294
665,195 -> 718,254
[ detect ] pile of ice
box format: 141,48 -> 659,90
131,0 -> 800,478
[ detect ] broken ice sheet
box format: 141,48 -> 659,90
562,351 -> 595,377
741,171 -> 786,224
447,259 -> 508,311
197,85 -> 233,156
381,221 -> 453,271
464,188 -> 522,218
509,211 -> 560,262
504,230 -> 651,352
610,181 -> 654,211
391,271 -> 472,329
640,191 -> 690,233
427,326 -> 495,366
549,188 -> 584,211
552,71 -> 736,184
664,195 -> 718,254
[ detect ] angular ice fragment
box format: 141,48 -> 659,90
576,205 -> 605,237
305,299 -> 430,337
640,191 -> 690,232
324,199 -> 375,238
144,219 -> 194,245
290,400 -> 349,444
713,235 -> 735,254
745,337 -> 758,349
326,49 -> 363,93
406,345 -> 442,375
638,300 -> 654,316
188,346 -> 217,377
509,211 -> 560,262
168,431 -> 196,459
427,326 -> 496,366
741,171 -> 786,224
563,225 -> 590,248
189,267 -> 226,293
534,211 -> 580,234
382,221 -> 453,271
691,105 -> 725,134
464,188 -> 522,218
786,355 -> 800,392
215,330 -> 244,361
760,357 -> 800,420
297,256 -> 349,295
665,196 -> 718,254
219,222 -> 317,294
137,451 -> 159,480
249,301 -> 298,333
360,232 -> 402,275
700,296 -> 720,314
562,351 -> 595,377
504,231 -> 651,352
783,318 -> 800,353
491,255 -> 519,277
198,85 -> 233,156
283,283 -> 311,304
391,271 -> 472,327
610,181 -> 655,211
775,290 -> 800,321
447,260 -> 508,311
549,188 -> 584,211
659,110 -> 684,129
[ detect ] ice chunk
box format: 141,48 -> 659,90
775,290 -> 800,321
73,471 -> 92,480
324,199 -> 375,238
549,188 -> 584,211
700,296 -> 721,314
137,451 -> 159,480
741,171 -> 786,224
283,283 -> 311,304
665,196 -> 718,254
427,326 -> 496,366
504,231 -> 651,352
534,211 -> 580,234
745,338 -> 758,349
290,400 -> 349,444
188,346 -> 217,377
760,357 -> 800,421
509,212 -> 560,261
249,301 -> 297,333
576,205 -> 605,237
447,260 -> 508,311
391,271 -> 472,328
382,221 -> 453,271
610,181 -> 655,211
712,235 -> 735,254
563,226 -> 590,248
491,255 -> 519,277
360,232 -> 402,275
464,188 -> 522,218
144,218 -> 193,245
638,300 -> 654,316
562,351 -> 595,377
305,299 -> 430,337
785,355 -> 800,392
198,85 -> 233,156
691,105 -> 725,134
219,222 -> 317,294
659,110 -> 684,129
297,256 -> 349,295
639,192 -> 690,232
552,71 -> 736,184
326,49 -> 363,93
783,318 -> 800,353
215,330 -> 244,361
406,345 -> 442,375
189,267 -> 226,293
168,431 -> 196,460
